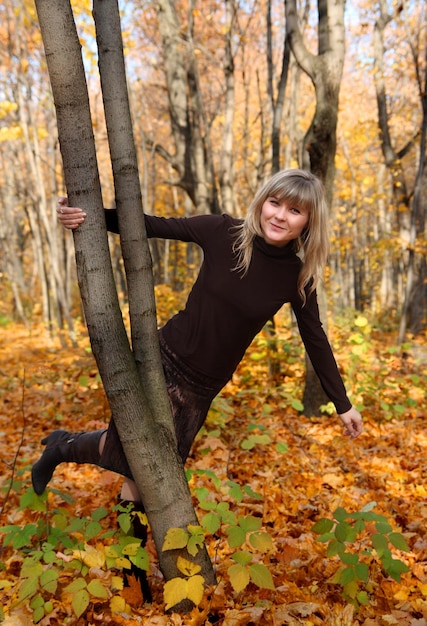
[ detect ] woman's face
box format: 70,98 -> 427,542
260,196 -> 310,246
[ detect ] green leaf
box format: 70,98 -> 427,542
201,512 -> 221,535
32,606 -> 44,624
335,522 -> 356,543
30,594 -> 44,609
343,579 -> 359,599
276,441 -> 289,454
188,534 -> 205,557
85,521 -> 102,540
227,482 -> 244,502
87,579 -> 108,599
21,561 -> 43,579
339,567 -> 355,585
383,558 -> 410,582
92,506 -> 109,522
291,399 -> 304,412
20,490 -> 47,512
162,527 -> 188,551
249,563 -> 275,590
228,563 -> 250,593
130,547 -> 149,571
117,512 -> 132,534
340,552 -> 359,566
238,515 -> 262,533
18,576 -> 39,603
40,569 -> 58,594
231,550 -> 252,566
317,532 -> 335,543
355,562 -> 369,582
72,589 -> 90,619
226,525 -> 246,548
353,519 -> 365,534
334,507 -> 348,522
312,518 -> 334,534
375,521 -> 393,534
372,533 -> 388,556
249,531 -> 273,552
327,539 -> 343,557
242,485 -> 263,500
388,532 -> 410,552
64,577 -> 87,593
357,590 -> 370,605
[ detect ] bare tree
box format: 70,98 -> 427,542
373,0 -> 427,340
35,0 -> 215,604
285,0 -> 347,415
154,0 -> 220,214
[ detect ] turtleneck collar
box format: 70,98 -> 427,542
253,234 -> 297,258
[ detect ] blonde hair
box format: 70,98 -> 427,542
233,169 -> 330,304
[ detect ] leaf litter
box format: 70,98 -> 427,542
0,320 -> 426,624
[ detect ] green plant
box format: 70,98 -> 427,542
312,501 -> 411,608
161,469 -> 275,609
0,488 -> 149,622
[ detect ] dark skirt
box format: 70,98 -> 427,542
99,331 -> 226,479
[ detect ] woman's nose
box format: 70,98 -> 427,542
276,205 -> 288,220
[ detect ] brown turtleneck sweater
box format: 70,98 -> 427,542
105,211 -> 351,414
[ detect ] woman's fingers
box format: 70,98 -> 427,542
56,201 -> 86,230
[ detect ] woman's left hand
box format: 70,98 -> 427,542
338,407 -> 363,439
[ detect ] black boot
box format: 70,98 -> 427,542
119,499 -> 152,603
32,429 -> 106,495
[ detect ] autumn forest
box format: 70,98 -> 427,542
0,0 -> 426,624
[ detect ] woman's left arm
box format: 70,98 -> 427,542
292,290 -> 363,437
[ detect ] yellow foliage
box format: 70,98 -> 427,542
0,125 -> 23,142
176,556 -> 201,577
0,101 -> 18,118
71,544 -> 106,568
228,563 -> 250,593
110,595 -> 131,614
163,574 -> 204,611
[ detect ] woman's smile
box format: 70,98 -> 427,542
260,197 -> 309,246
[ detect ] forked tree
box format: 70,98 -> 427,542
34,0 -> 215,605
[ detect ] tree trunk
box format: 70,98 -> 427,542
35,0 -> 215,600
155,0 -> 220,213
93,0 -> 215,585
286,0 -> 347,415
219,0 -> 236,214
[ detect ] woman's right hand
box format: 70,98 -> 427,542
57,197 -> 87,230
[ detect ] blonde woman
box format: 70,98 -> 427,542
32,169 -> 362,589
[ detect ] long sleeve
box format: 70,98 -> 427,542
292,291 -> 351,414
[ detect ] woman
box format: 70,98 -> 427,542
32,169 -> 362,502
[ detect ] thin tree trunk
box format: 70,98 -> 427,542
35,0 -> 215,599
286,0 -> 346,415
93,0 -> 215,587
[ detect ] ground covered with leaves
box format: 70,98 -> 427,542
0,313 -> 426,625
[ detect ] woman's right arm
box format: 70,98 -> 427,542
56,198 -> 119,232
56,197 -> 87,230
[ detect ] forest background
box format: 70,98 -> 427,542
0,0 -> 427,624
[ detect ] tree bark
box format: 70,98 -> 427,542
35,0 -> 215,598
155,0 -> 220,214
286,0 -> 347,415
93,0 -> 215,585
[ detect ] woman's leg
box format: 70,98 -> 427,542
31,429 -> 107,495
